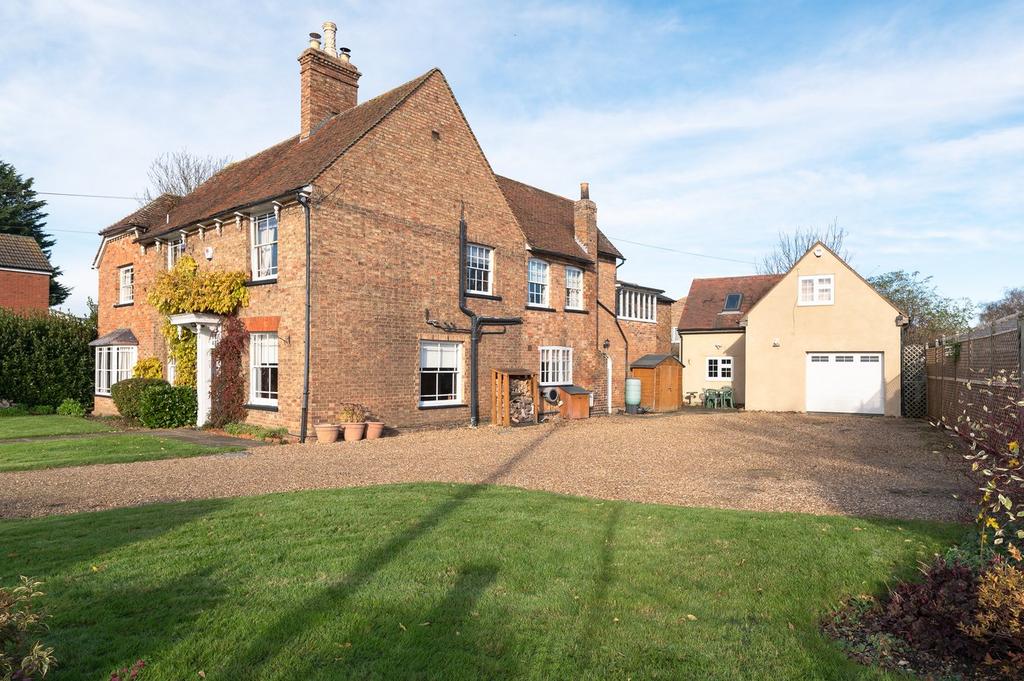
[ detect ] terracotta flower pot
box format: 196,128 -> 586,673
365,421 -> 385,439
314,424 -> 339,444
342,422 -> 366,441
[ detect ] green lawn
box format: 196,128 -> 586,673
0,434 -> 241,472
0,415 -> 113,439
0,484 -> 963,680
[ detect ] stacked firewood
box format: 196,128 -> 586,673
509,379 -> 535,424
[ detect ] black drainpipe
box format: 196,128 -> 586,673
457,214 -> 522,426
297,189 -> 312,442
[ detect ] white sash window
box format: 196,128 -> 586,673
95,345 -> 137,395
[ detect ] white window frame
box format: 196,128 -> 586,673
706,356 -> 733,381
249,332 -> 279,406
250,211 -> 279,281
798,275 -> 835,306
564,266 -> 584,310
616,287 -> 657,323
465,244 -> 493,296
118,265 -> 134,304
167,235 -> 186,269
539,346 -> 573,386
94,345 -> 137,396
419,340 -> 463,406
671,326 -> 680,343
527,258 -> 549,308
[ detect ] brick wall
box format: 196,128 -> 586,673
0,269 -> 49,314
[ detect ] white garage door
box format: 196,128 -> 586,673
806,353 -> 884,415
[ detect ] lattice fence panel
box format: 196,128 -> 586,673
902,344 -> 927,418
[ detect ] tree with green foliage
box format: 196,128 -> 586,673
0,160 -> 70,305
868,270 -> 975,344
979,287 -> 1024,323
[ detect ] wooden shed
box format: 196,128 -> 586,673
630,354 -> 683,412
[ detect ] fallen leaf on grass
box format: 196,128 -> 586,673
686,614 -> 697,621
399,623 -> 407,631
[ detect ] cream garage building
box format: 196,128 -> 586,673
677,243 -> 906,416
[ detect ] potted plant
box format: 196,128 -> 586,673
313,422 -> 339,443
365,412 -> 385,440
338,403 -> 367,441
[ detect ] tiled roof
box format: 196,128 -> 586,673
89,328 -> 138,346
100,194 -> 180,236
0,234 -> 52,273
495,176 -> 623,261
103,69 -> 439,241
677,274 -> 783,330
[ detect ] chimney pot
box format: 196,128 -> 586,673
580,182 -> 590,200
308,32 -> 321,50
322,21 -> 338,56
339,46 -> 351,63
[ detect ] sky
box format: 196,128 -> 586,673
1,0 -> 1022,316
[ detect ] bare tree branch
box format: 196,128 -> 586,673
140,149 -> 229,204
756,219 -> 850,274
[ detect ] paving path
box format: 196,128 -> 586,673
0,412 -> 974,521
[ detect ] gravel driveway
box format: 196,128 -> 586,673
0,412 -> 973,521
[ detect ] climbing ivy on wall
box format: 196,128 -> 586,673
147,255 -> 250,390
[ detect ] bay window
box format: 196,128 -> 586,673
95,345 -> 137,395
617,286 -> 657,322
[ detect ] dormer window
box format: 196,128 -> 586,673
723,293 -> 742,312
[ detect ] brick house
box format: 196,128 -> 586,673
92,21 -> 670,436
0,234 -> 52,315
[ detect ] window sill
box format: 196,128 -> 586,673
564,308 -> 588,315
94,393 -> 112,398
113,302 -> 134,308
245,278 -> 278,287
417,403 -> 467,410
617,317 -> 658,324
526,306 -> 557,312
797,302 -> 834,307
466,292 -> 502,301
245,403 -> 279,412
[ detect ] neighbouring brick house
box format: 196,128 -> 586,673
0,233 -> 52,315
92,21 -> 670,436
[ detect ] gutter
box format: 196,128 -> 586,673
297,187 -> 313,442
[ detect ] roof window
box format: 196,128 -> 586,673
723,293 -> 742,312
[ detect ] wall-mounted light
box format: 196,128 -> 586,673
602,339 -> 610,350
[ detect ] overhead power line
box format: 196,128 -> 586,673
605,234 -> 757,266
0,190 -> 137,200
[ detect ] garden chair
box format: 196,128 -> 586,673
703,389 -> 720,409
720,387 -> 735,409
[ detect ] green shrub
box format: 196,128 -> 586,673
139,385 -> 197,429
222,422 -> 288,441
0,405 -> 29,417
28,404 -> 54,415
111,378 -> 168,420
0,308 -> 95,407
56,398 -> 87,417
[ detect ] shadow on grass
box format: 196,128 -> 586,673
0,499 -> 226,582
574,504 -> 622,671
215,428 -> 553,678
49,565 -> 229,680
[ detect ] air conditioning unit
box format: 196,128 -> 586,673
542,387 -> 561,403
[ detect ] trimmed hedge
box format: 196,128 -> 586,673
139,385 -> 197,429
111,378 -> 168,420
0,309 -> 95,407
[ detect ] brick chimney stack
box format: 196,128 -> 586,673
298,21 -> 361,140
573,182 -> 598,259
